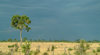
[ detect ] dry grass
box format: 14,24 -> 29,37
0,42 -> 100,55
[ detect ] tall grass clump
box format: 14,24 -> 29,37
51,45 -> 57,55
62,47 -> 67,55
74,40 -> 90,55
97,47 -> 100,52
21,40 -> 32,55
34,45 -> 40,55
68,48 -> 73,55
8,43 -> 19,55
93,49 -> 98,55
43,52 -> 49,55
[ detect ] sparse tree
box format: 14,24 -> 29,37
14,38 -> 18,42
8,38 -> 12,42
11,15 -> 31,46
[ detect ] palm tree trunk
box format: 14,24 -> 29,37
20,30 -> 22,46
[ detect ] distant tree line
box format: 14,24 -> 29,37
0,37 -> 100,43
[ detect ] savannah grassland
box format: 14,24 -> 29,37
0,42 -> 100,55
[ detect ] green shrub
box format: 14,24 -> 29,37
8,44 -> 15,55
14,44 -> 19,52
34,49 -> 40,55
21,40 -> 31,55
68,48 -> 73,55
51,45 -> 57,55
47,47 -> 50,52
68,48 -> 73,51
51,45 -> 57,51
93,49 -> 98,55
29,51 -> 34,55
62,53 -> 67,55
43,52 -> 49,55
93,50 -> 96,53
74,40 -> 90,55
97,47 -> 100,52
8,45 -> 14,48
8,43 -> 19,52
74,51 -> 80,55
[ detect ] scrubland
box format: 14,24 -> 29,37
0,42 -> 100,55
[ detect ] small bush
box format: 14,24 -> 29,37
68,48 -> 73,51
51,45 -> 57,51
29,51 -> 34,55
34,49 -> 40,55
14,44 -> 19,52
97,47 -> 100,52
93,49 -> 98,55
62,53 -> 67,55
47,47 -> 50,52
8,45 -> 14,48
43,52 -> 49,55
8,43 -> 19,52
22,41 -> 31,55
74,51 -> 80,55
93,50 -> 96,53
74,40 -> 90,55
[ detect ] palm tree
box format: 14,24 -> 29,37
11,15 -> 31,46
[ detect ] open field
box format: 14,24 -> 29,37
0,42 -> 100,55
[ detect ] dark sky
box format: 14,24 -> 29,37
0,0 -> 100,41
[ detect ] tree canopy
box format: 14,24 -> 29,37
11,15 -> 31,32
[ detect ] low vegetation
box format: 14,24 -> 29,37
0,39 -> 100,55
